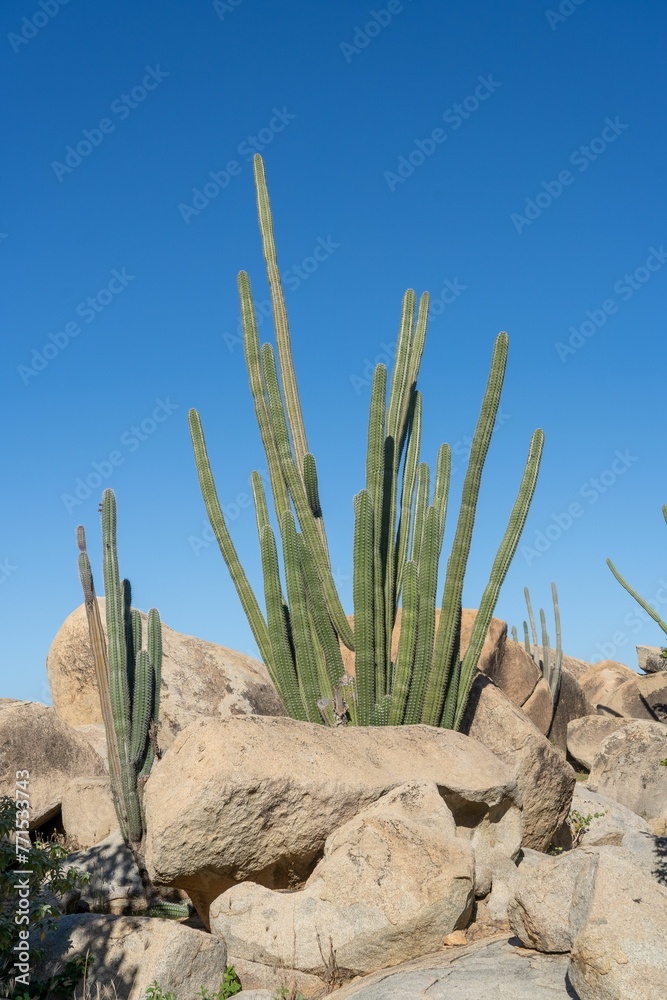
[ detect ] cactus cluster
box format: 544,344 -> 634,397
511,582 -> 563,729
76,489 -> 162,850
189,154 -> 544,730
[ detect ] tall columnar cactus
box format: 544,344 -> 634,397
515,582 -> 563,729
189,154 -> 544,731
607,505 -> 667,653
76,489 -> 162,851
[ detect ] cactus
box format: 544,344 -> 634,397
513,582 -> 563,731
76,489 -> 162,853
607,505 -> 667,642
189,154 -> 544,730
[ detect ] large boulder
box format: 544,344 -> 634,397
578,660 -> 636,714
210,782 -> 477,980
520,678 -> 553,735
34,914 -> 228,1000
64,831 -> 145,915
569,850 -> 667,999
607,671 -> 667,722
463,676 -> 575,851
547,667 -> 594,753
482,640 -> 540,708
587,719 -> 667,823
637,643 -> 667,674
566,715 -> 630,771
144,715 -> 521,926
46,599 -> 285,745
0,700 -> 106,827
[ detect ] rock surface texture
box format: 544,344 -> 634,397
577,660 -> 637,714
587,719 -> 667,824
566,715 -> 629,771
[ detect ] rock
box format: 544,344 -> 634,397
328,937 -> 575,999
520,678 -> 553,735
47,599 -> 285,745
235,992 -> 273,999
144,715 -> 521,926
568,850 -> 667,999
607,671 -> 667,722
74,723 -> 109,768
65,831 -> 146,915
566,716 -> 630,770
34,913 -> 228,1000
578,660 -> 636,714
548,667 -> 594,754
637,643 -> 667,673
0,700 -> 106,827
570,785 -> 652,849
210,782 -> 477,980
482,639 -> 540,709
463,676 -> 575,851
228,958 -> 323,999
560,653 -> 592,681
587,719 -> 667,823
61,776 -> 118,849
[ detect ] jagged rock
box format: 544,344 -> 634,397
209,782 -> 478,980
47,599 -> 285,746
577,660 -> 636,714
607,671 -> 667,722
61,776 -> 118,849
34,914 -> 228,1000
566,715 -> 630,771
587,719 -> 667,823
463,676 -> 575,851
637,643 -> 667,674
0,700 -> 106,827
144,715 -> 521,926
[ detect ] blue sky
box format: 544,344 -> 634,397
2,0 -> 666,703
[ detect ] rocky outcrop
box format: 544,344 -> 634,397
637,643 -> 667,674
547,667 -> 594,753
566,715 -> 630,771
47,600 -> 285,746
607,671 -> 667,722
0,700 -> 106,827
144,715 -> 521,926
578,660 -> 636,714
587,719 -> 667,823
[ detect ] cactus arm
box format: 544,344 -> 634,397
130,650 -> 153,765
366,364 -> 388,694
238,270 -> 290,522
452,427 -> 544,729
425,332 -> 509,726
551,581 -> 563,704
299,535 -> 344,696
130,609 -> 142,674
400,292 -> 429,452
140,608 -> 163,778
188,408 -> 273,667
251,469 -> 271,536
389,559 -> 419,725
253,155 -> 309,471
260,523 -> 306,720
540,607 -> 551,681
433,442 -> 451,559
522,620 -> 531,656
303,453 -> 322,519
353,490 -> 375,725
405,506 -> 441,724
101,491 -> 131,767
606,557 -> 667,637
394,390 -> 422,602
410,463 -> 430,564
524,586 -> 538,653
510,625 -> 518,643
386,290 -> 416,450
281,510 -> 321,723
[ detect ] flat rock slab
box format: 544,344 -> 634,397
332,938 -> 578,998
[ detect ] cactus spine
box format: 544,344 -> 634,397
189,154 -> 544,730
77,489 -> 162,852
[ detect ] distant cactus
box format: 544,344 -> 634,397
189,154 -> 544,731
514,582 -> 563,730
607,504 -> 667,645
76,489 -> 162,853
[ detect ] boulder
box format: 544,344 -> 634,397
607,671 -> 667,722
569,850 -> 667,999
463,676 -> 575,851
587,719 -> 667,823
637,643 -> 667,674
520,678 -> 553,735
47,599 -> 285,745
34,914 -> 228,1000
0,700 -> 106,827
210,782 -> 477,980
547,667 -> 594,753
73,723 -> 108,768
65,831 -> 145,915
578,660 -> 636,714
566,715 -> 630,771
482,639 -> 540,708
229,958 -> 323,999
560,653 -> 592,681
61,776 -> 118,849
144,715 -> 521,926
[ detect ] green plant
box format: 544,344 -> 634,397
512,582 -> 563,732
607,505 -> 667,647
272,989 -> 305,1000
143,968 -> 243,1000
0,796 -> 90,995
189,154 -> 544,732
569,809 -> 607,848
660,758 -> 667,767
145,983 -> 177,1000
76,489 -> 163,864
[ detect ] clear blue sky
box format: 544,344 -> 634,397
2,0 -> 666,703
